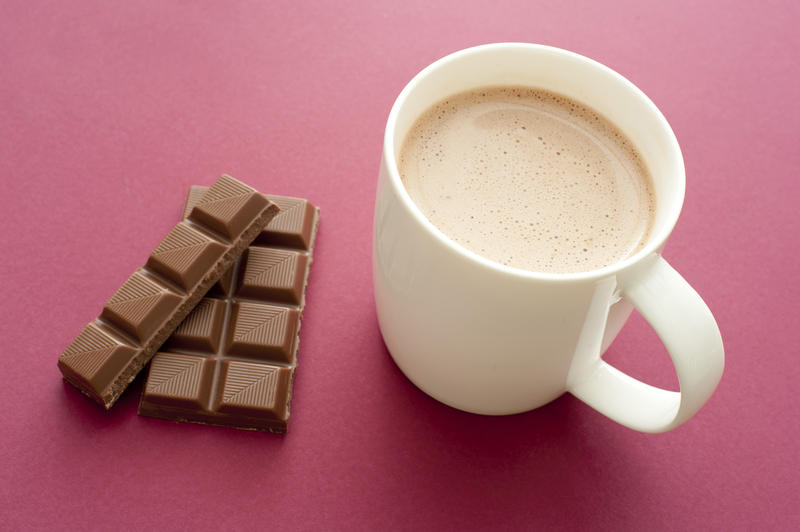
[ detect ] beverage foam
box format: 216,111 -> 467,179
398,86 -> 656,274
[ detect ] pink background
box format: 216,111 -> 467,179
1,1 -> 798,530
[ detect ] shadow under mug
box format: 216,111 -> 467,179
373,43 -> 723,433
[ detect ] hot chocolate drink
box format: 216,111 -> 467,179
398,86 -> 656,273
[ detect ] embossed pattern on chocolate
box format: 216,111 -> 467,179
138,187 -> 319,433
58,175 -> 279,409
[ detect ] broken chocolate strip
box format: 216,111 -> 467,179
138,186 -> 319,433
58,176 -> 279,409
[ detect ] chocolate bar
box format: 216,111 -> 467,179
138,187 -> 319,433
58,176 -> 279,408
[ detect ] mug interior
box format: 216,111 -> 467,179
385,43 -> 685,281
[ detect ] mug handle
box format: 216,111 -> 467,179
568,255 -> 724,433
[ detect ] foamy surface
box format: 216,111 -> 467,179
398,86 -> 656,273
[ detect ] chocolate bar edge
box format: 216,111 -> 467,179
137,401 -> 290,434
281,205 -> 320,426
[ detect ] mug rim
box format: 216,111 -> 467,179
383,42 -> 686,283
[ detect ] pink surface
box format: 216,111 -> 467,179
1,1 -> 798,530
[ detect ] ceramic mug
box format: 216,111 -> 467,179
372,43 -> 724,433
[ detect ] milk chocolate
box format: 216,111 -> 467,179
138,187 -> 319,433
58,176 -> 279,408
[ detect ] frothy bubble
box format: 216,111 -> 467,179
398,86 -> 656,274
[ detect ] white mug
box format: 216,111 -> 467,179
372,43 -> 724,433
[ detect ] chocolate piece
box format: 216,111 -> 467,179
58,176 -> 279,409
138,187 -> 319,433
